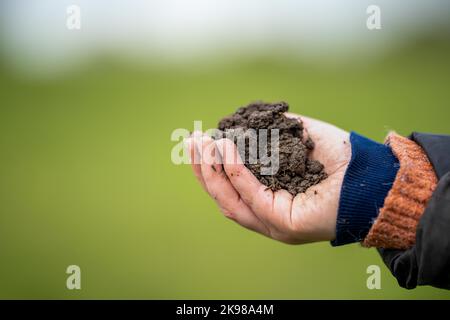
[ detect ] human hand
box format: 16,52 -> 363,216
186,114 -> 351,244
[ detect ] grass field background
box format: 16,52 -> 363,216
0,39 -> 450,299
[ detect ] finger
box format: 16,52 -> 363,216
286,113 -> 347,143
285,113 -> 321,127
185,135 -> 207,192
200,136 -> 270,235
215,138 -> 276,225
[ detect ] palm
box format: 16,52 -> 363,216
188,114 -> 351,244
283,114 -> 351,243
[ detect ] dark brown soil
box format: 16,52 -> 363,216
217,101 -> 327,195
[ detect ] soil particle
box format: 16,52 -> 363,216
217,101 -> 327,195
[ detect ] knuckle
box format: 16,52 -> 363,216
220,207 -> 236,221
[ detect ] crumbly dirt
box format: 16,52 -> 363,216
217,101 -> 327,195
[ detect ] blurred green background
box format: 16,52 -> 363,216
0,1 -> 450,299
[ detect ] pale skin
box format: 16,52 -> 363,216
186,113 -> 352,244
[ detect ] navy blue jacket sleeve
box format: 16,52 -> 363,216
331,132 -> 399,246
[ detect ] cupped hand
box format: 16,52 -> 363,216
186,114 -> 351,244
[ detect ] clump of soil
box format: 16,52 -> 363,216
217,101 -> 327,195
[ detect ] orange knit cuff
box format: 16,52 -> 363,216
362,133 -> 438,249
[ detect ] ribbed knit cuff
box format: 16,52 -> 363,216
363,133 -> 438,249
331,132 -> 400,246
